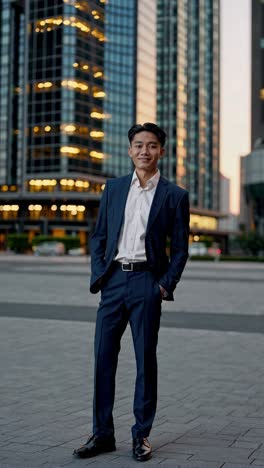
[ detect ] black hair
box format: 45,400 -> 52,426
128,122 -> 166,148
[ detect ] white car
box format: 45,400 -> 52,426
68,247 -> 86,256
33,241 -> 65,256
189,242 -> 208,257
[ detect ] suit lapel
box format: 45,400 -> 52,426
146,176 -> 168,234
114,173 -> 133,239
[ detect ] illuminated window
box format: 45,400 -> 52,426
61,79 -> 89,93
190,215 -> 217,230
35,81 -> 54,91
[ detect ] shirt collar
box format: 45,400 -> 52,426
131,169 -> 160,190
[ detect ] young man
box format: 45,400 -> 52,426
73,123 -> 189,461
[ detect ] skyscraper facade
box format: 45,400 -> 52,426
0,0 -> 157,249
251,0 -> 264,148
239,0 -> 264,236
0,0 -> 109,248
157,0 -> 220,230
27,0 -> 106,180
0,0 -> 25,189
102,0 -> 156,177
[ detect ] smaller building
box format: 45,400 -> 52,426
240,139 -> 264,235
219,173 -> 238,232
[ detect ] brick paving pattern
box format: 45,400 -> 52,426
0,255 -> 264,467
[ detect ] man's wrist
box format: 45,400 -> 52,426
159,285 -> 169,298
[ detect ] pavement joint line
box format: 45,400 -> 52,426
1,302 -> 264,334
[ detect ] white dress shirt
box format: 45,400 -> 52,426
115,170 -> 160,263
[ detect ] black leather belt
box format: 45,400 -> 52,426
114,261 -> 151,272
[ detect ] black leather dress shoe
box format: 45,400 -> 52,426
73,434 -> 116,458
132,437 -> 152,462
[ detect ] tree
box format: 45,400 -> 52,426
237,231 -> 264,256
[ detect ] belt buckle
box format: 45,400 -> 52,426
122,263 -> 133,271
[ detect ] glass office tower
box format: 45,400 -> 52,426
0,0 -> 157,248
26,0 -> 105,182
251,0 -> 264,148
157,0 -> 220,214
102,0 -> 137,177
103,0 -> 156,177
0,0 -> 25,189
0,0 -> 107,248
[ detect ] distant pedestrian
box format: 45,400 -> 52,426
73,123 -> 189,461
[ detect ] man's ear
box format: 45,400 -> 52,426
128,146 -> 133,158
159,148 -> 165,159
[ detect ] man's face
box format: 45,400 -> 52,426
128,131 -> 165,174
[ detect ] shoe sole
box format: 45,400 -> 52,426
73,446 -> 116,459
132,452 -> 152,462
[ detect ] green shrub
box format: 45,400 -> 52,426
188,255 -> 215,261
220,255 -> 264,262
237,232 -> 264,256
7,234 -> 29,253
189,254 -> 264,262
31,235 -> 80,252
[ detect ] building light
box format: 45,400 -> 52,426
101,184 -> 105,190
90,151 -> 104,159
60,179 -> 75,186
190,214 -> 217,230
28,204 -> 42,211
73,62 -> 79,68
0,204 -> 19,211
82,64 -> 89,70
93,91 -> 106,98
90,130 -> 104,138
33,126 -> 40,133
177,139 -> 184,148
61,79 -> 89,92
51,205 -> 57,211
75,180 -> 89,188
90,111 -> 105,119
62,124 -> 76,132
35,15 -> 105,40
44,126 -> 51,132
77,206 -> 86,212
28,179 -> 57,187
36,81 -> 53,90
60,146 -> 80,155
94,71 -> 103,78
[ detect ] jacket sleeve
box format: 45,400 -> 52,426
90,181 -> 109,283
159,190 -> 190,294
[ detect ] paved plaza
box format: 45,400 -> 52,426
0,255 -> 264,467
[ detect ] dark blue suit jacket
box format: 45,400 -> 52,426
90,173 -> 189,301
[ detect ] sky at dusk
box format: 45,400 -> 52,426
220,0 -> 251,213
